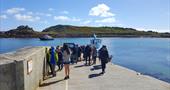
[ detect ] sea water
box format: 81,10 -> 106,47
0,38 -> 170,83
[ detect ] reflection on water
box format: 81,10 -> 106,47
0,38 -> 170,83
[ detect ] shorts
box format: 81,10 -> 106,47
63,61 -> 70,64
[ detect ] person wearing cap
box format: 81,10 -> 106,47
99,45 -> 109,74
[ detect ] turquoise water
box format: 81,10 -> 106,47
0,38 -> 170,83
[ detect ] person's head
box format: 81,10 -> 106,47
63,44 -> 70,54
58,47 -> 62,52
50,46 -> 55,52
45,47 -> 48,53
56,46 -> 59,49
102,45 -> 107,50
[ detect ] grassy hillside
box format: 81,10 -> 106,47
0,25 -> 170,38
42,25 -> 170,37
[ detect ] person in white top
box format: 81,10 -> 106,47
62,44 -> 71,79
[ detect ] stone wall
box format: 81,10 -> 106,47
0,47 -> 46,90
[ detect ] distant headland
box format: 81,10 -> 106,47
0,25 -> 170,38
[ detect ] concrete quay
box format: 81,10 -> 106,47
37,61 -> 170,90
0,47 -> 169,90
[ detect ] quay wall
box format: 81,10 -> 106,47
0,47 -> 46,90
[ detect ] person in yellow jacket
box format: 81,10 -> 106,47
45,48 -> 53,75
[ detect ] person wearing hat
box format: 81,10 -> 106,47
99,45 -> 109,74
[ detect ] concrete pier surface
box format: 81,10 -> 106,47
37,61 -> 170,90
0,47 -> 169,90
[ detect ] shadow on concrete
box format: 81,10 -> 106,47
43,75 -> 54,80
74,64 -> 85,68
90,65 -> 102,71
39,79 -> 64,87
88,73 -> 102,78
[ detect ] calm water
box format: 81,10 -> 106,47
0,38 -> 170,83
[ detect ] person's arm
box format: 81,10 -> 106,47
106,50 -> 109,59
55,52 -> 58,63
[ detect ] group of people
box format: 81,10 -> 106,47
45,44 -> 110,80
46,44 -> 71,79
70,44 -> 98,66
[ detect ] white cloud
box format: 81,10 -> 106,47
40,20 -> 48,24
60,11 -> 69,14
35,12 -> 52,17
95,17 -> 116,23
54,16 -> 80,22
48,8 -> 55,11
83,20 -> 91,24
89,4 -> 115,17
72,17 -> 81,21
27,11 -> 33,15
46,14 -> 52,17
0,15 -> 8,19
35,12 -> 44,16
14,14 -> 40,22
6,8 -> 25,14
54,16 -> 70,21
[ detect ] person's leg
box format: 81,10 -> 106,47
67,64 -> 70,78
93,56 -> 96,64
61,62 -> 63,70
52,64 -> 56,76
57,62 -> 60,70
64,64 -> 67,78
47,61 -> 53,74
103,63 -> 106,73
85,56 -> 87,65
51,64 -> 54,75
101,61 -> 104,74
88,56 -> 91,65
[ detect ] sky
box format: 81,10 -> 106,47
0,0 -> 169,32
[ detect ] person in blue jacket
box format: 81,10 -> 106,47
50,46 -> 57,77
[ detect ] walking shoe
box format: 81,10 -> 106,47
64,76 -> 68,80
67,76 -> 70,79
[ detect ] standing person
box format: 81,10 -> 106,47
84,45 -> 88,65
92,46 -> 97,64
78,46 -> 81,61
63,44 -> 71,79
99,45 -> 109,74
75,44 -> 79,63
82,45 -> 86,61
45,48 -> 52,75
85,45 -> 91,65
71,46 -> 76,64
50,46 -> 57,77
56,47 -> 63,71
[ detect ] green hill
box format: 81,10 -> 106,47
0,25 -> 170,38
42,25 -> 170,37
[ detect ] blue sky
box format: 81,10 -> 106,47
0,0 -> 169,32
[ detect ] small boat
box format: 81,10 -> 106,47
90,34 -> 102,50
39,35 -> 54,40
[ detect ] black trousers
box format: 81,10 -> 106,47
93,56 -> 97,64
51,64 -> 56,76
85,55 -> 91,65
57,61 -> 63,70
101,60 -> 106,72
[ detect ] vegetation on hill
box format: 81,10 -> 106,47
1,25 -> 41,38
0,25 -> 170,38
43,25 -> 170,37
